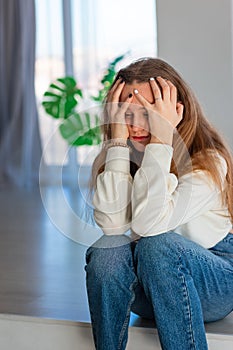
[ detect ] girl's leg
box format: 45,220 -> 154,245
85,234 -> 138,350
135,231 -> 233,350
131,282 -> 155,320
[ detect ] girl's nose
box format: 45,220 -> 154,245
131,123 -> 143,131
131,115 -> 146,130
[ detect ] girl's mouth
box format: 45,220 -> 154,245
131,135 -> 150,142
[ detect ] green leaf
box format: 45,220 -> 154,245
59,112 -> 101,146
91,52 -> 129,103
42,76 -> 83,119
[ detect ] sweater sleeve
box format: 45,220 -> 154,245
92,146 -> 133,235
131,143 -> 226,237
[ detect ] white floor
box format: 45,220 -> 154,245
0,186 -> 95,322
0,313 -> 233,350
0,186 -> 232,349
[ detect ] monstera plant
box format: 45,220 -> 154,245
42,54 -> 126,146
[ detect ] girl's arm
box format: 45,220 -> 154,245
131,79 -> 228,236
92,146 -> 133,235
92,78 -> 134,235
131,143 -> 227,236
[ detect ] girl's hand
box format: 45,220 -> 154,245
133,77 -> 184,145
107,79 -> 133,141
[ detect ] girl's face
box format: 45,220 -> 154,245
120,81 -> 154,152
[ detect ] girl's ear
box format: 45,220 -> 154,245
176,102 -> 184,120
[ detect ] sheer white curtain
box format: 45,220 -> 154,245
0,0 -> 42,188
72,0 -> 157,91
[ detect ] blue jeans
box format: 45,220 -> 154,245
85,232 -> 233,350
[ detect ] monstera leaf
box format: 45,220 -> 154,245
42,54 -> 128,147
91,53 -> 128,103
42,77 -> 83,119
59,112 -> 101,146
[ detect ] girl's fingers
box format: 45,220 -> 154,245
149,77 -> 162,102
108,79 -> 120,99
156,77 -> 170,102
109,78 -> 125,102
133,89 -> 151,108
119,94 -> 134,114
166,80 -> 177,105
109,93 -> 133,119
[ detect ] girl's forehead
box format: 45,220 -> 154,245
120,82 -> 154,104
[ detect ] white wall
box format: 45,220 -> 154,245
156,0 -> 233,149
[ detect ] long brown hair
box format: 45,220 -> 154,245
90,57 -> 233,223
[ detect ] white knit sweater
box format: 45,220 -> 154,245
93,143 -> 232,248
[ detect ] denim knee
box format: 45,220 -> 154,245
136,231 -> 187,257
85,237 -> 134,282
135,231 -> 195,275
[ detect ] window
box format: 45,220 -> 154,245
72,0 -> 157,91
35,0 -> 157,171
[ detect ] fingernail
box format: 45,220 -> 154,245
149,77 -> 155,81
134,89 -> 139,94
128,93 -> 133,98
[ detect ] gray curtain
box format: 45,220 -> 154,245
0,0 -> 42,187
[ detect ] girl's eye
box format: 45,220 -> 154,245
125,113 -> 133,119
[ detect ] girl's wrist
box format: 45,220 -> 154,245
111,123 -> 128,141
150,133 -> 173,146
110,137 -> 128,144
104,138 -> 130,150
